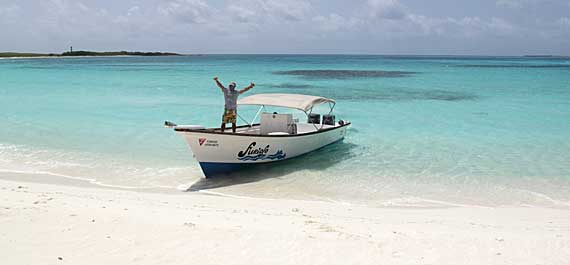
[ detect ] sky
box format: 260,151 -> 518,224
1,0 -> 569,55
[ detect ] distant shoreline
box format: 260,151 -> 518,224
0,51 -> 183,58
2,52 -> 569,59
0,55 -> 187,60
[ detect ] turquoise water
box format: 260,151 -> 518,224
1,55 -> 569,207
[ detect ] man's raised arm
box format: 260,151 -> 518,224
213,77 -> 226,92
239,82 -> 255,94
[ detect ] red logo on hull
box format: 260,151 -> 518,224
198,138 -> 207,146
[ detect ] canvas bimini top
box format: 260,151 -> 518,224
237,93 -> 335,112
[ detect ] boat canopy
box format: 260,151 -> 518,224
238,93 -> 335,112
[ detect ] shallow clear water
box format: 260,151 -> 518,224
1,55 -> 569,207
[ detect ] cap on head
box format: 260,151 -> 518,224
229,82 -> 237,89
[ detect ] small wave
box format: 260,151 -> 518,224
0,143 -> 193,190
196,189 -> 355,206
381,197 -> 492,208
195,190 -> 486,209
0,168 -> 174,190
513,189 -> 570,208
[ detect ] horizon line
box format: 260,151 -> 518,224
2,51 -> 569,58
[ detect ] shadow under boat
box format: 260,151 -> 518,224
186,141 -> 358,192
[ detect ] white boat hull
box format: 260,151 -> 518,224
176,124 -> 350,177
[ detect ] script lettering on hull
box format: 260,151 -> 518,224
237,142 -> 286,161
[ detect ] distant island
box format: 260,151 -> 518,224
0,51 -> 181,58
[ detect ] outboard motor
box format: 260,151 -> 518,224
307,113 -> 321,124
164,120 -> 178,127
322,114 -> 335,126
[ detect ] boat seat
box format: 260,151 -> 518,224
268,132 -> 289,136
260,113 -> 295,135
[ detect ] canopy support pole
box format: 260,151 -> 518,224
328,102 -> 336,115
237,113 -> 251,127
249,105 -> 264,126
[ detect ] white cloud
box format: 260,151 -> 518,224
227,4 -> 257,23
367,0 -> 408,20
312,14 -> 362,32
406,15 -> 446,36
200,0 -> 315,37
29,0 -> 166,50
112,5 -> 158,37
0,4 -> 20,23
261,0 -> 312,21
158,0 -> 214,24
39,0 -> 110,35
361,12 -> 518,40
488,17 -> 515,33
410,16 -> 516,38
496,0 -> 522,8
150,0 -> 312,36
558,17 -> 570,27
77,2 -> 89,12
127,6 -> 140,16
447,17 -> 515,37
226,0 -> 312,23
0,0 -> 568,54
496,0 -> 556,9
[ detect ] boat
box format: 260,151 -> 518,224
166,93 -> 351,178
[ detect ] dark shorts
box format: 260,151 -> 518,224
222,109 -> 237,124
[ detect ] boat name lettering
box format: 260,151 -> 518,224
238,142 -> 270,158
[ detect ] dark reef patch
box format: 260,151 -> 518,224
457,64 -> 570,69
273,70 -> 417,79
326,88 -> 478,102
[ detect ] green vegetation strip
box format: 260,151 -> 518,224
0,51 -> 180,58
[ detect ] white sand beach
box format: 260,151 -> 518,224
1,176 -> 569,265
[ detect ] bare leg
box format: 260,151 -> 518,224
232,123 -> 237,133
221,123 -> 226,132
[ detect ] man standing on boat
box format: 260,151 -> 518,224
213,77 -> 255,133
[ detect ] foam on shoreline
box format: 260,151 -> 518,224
0,169 -> 174,191
3,168 -> 570,210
